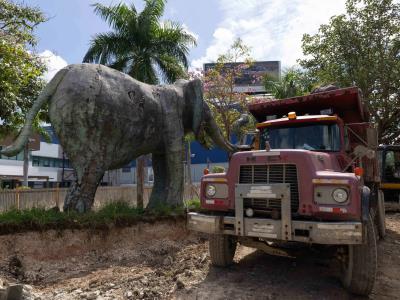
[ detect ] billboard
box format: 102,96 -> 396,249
204,61 -> 281,93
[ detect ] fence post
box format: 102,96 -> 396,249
56,183 -> 60,209
16,190 -> 20,210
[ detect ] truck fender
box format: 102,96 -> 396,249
361,186 -> 371,222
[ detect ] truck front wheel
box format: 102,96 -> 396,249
340,214 -> 377,296
209,234 -> 237,267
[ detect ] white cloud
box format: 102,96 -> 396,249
192,0 -> 346,70
38,50 -> 68,82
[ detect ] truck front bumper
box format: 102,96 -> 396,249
188,212 -> 363,245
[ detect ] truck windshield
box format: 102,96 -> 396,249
260,123 -> 341,151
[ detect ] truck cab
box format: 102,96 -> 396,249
188,87 -> 385,296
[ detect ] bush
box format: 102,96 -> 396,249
212,166 -> 225,173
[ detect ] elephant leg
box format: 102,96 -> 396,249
63,164 -> 105,213
147,153 -> 167,209
165,148 -> 185,207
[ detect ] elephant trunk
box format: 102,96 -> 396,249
203,103 -> 237,154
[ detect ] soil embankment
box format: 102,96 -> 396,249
0,215 -> 399,299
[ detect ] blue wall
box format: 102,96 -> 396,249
41,126 -> 231,166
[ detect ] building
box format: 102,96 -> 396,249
204,61 -> 281,94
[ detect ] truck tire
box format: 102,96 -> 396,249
376,190 -> 386,239
209,234 -> 237,267
341,214 -> 377,296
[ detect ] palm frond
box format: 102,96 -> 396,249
108,55 -> 132,73
129,56 -> 158,84
153,54 -> 186,83
153,21 -> 197,69
140,0 -> 165,20
83,32 -> 130,65
137,0 -> 165,37
91,2 -> 135,32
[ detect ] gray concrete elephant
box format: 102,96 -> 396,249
1,64 -> 236,212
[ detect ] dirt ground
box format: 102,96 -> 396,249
0,214 -> 399,300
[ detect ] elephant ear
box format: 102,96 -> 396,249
188,79 -> 204,136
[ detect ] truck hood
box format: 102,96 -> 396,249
229,149 -> 343,173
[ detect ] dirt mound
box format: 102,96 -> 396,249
0,215 -> 399,299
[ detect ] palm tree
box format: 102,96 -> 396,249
264,68 -> 315,99
83,0 -> 197,208
83,0 -> 197,84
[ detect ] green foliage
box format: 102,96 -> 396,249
0,201 -> 186,233
212,166 -> 225,173
184,197 -> 201,211
203,38 -> 255,140
299,0 -> 400,143
0,0 -> 47,137
83,0 -> 197,84
264,67 -> 315,99
0,0 -> 45,45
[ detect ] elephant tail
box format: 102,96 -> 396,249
1,67 -> 69,157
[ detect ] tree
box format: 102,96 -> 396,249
83,0 -> 196,84
0,0 -> 47,187
0,0 -> 47,136
83,0 -> 197,208
203,38 -> 254,142
264,67 -> 315,99
299,0 -> 400,144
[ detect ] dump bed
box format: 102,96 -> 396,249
248,87 -> 368,124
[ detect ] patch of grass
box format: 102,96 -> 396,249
185,197 -> 201,210
0,201 -> 186,235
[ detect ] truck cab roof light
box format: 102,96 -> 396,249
288,112 -> 297,120
354,167 -> 364,176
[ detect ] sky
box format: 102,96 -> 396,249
25,0 -> 347,81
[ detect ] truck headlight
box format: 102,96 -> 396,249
332,188 -> 348,203
206,184 -> 216,197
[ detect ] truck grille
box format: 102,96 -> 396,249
239,164 -> 299,212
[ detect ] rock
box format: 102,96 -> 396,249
176,276 -> 185,290
139,291 -> 144,299
85,290 -> 100,300
106,283 -> 115,288
8,256 -> 24,278
163,256 -> 173,266
6,284 -> 33,300
124,291 -> 133,298
200,254 -> 207,264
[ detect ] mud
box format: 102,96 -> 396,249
0,215 -> 399,299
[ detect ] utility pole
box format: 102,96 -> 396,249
22,142 -> 29,187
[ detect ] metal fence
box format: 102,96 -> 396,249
0,184 -> 200,212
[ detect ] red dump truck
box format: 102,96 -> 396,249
188,87 -> 386,296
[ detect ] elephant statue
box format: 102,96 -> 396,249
1,64 -> 236,212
